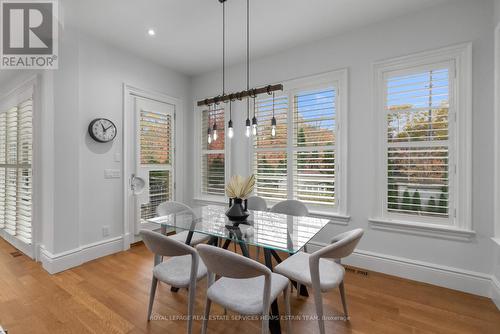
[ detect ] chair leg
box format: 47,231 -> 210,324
284,282 -> 292,334
339,281 -> 348,319
261,310 -> 269,334
201,298 -> 212,334
187,281 -> 197,334
312,288 -> 325,334
296,283 -> 301,298
147,276 -> 158,321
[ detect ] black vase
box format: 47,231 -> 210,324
225,198 -> 249,222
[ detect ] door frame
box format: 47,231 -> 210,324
122,83 -> 182,250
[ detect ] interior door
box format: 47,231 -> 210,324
131,97 -> 175,234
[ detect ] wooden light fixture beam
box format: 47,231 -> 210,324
197,84 -> 283,107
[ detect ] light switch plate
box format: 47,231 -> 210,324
104,169 -> 121,179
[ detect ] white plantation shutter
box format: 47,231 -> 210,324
201,105 -> 225,196
293,88 -> 336,206
253,95 -> 288,201
0,97 -> 33,244
385,67 -> 451,218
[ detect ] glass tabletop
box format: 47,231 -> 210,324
147,205 -> 331,254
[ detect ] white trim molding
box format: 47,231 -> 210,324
372,43 -> 473,233
39,236 -> 124,274
492,275 -> 500,310
308,241 -> 493,298
494,23 -> 500,238
369,218 -> 476,241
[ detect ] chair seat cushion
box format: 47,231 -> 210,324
153,255 -> 207,288
207,273 -> 289,315
274,252 -> 344,292
168,231 -> 210,245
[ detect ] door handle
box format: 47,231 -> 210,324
131,174 -> 146,195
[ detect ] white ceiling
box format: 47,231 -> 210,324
64,0 -> 449,76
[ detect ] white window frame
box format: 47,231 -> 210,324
371,43 -> 474,240
249,69 -> 349,219
193,102 -> 231,203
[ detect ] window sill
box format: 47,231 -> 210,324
193,196 -> 227,206
369,218 -> 476,242
308,210 -> 350,225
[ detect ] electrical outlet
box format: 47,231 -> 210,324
102,225 -> 110,237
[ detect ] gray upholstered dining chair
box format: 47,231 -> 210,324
247,196 -> 268,211
274,228 -> 364,334
140,229 -> 207,334
270,199 -> 309,217
157,201 -> 210,245
196,244 -> 291,334
271,199 -> 310,256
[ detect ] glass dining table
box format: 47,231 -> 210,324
147,204 -> 332,334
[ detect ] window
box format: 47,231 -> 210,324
200,104 -> 226,196
252,70 -> 348,214
0,89 -> 33,245
139,107 -> 173,221
373,44 -> 472,232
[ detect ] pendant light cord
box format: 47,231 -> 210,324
246,0 -> 249,91
222,0 -> 225,96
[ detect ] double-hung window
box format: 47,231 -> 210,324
199,104 -> 226,197
252,70 -> 348,215
373,44 -> 472,233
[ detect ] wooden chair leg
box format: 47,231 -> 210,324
339,281 -> 349,318
147,276 -> 158,321
284,282 -> 292,334
187,281 -> 196,334
201,298 -> 212,334
312,288 -> 325,334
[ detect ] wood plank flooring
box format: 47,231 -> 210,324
1,238 -> 499,334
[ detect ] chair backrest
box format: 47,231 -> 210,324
156,201 -> 197,218
247,196 -> 268,211
311,228 -> 364,261
140,229 -> 196,258
271,200 -> 309,216
196,244 -> 271,279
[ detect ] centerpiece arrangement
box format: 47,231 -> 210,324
225,174 -> 255,222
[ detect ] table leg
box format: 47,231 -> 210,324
222,239 -> 231,249
263,249 -> 282,334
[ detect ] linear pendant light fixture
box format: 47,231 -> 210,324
200,0 -> 283,140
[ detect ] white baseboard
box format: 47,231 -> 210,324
308,241 -> 493,298
39,236 -> 124,274
492,275 -> 500,310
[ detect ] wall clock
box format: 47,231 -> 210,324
88,118 -> 117,143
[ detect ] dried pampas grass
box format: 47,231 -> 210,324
226,174 -> 255,199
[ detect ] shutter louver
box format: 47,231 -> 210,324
254,94 -> 288,202
386,68 -> 450,217
201,105 -> 225,196
293,89 -> 336,206
140,110 -> 171,165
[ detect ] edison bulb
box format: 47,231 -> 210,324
213,129 -> 218,141
228,127 -> 234,138
208,134 -> 212,144
245,126 -> 251,137
271,125 -> 276,137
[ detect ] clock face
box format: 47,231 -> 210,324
89,118 -> 117,143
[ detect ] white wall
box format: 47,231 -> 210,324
191,0 -> 496,286
37,24 -> 191,266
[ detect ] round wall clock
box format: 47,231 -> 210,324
88,118 -> 117,143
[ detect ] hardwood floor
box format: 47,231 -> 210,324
1,238 -> 499,334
